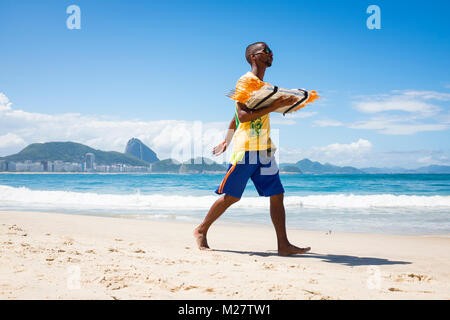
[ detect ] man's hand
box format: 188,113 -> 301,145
236,95 -> 300,123
212,139 -> 228,156
270,95 -> 299,111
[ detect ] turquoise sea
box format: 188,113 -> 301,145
1,173 -> 449,236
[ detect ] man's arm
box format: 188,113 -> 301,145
212,116 -> 236,156
225,115 -> 236,141
235,96 -> 299,123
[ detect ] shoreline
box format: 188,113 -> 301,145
0,171 -> 223,175
1,210 -> 449,299
2,171 -> 450,175
1,208 -> 449,238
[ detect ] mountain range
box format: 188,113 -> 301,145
292,159 -> 365,174
1,140 -> 449,174
279,158 -> 450,174
125,138 -> 159,163
360,165 -> 450,174
0,141 -> 149,166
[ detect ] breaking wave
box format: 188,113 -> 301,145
1,185 -> 449,212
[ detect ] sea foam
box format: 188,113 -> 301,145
1,184 -> 449,211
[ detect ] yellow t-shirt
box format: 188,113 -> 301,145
230,72 -> 275,163
227,71 -> 319,164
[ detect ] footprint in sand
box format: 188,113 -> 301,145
262,263 -> 276,270
171,283 -> 199,292
392,273 -> 433,283
184,285 -> 198,290
111,284 -> 128,290
303,290 -> 332,300
404,273 -> 432,282
9,225 -> 24,232
169,283 -> 185,293
67,257 -> 81,263
7,225 -> 27,237
63,238 -> 74,246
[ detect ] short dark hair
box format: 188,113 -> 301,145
245,42 -> 265,64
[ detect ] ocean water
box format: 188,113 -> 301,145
0,173 -> 449,236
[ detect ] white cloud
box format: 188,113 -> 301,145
2,92 -> 448,168
270,110 -> 317,125
0,93 -> 12,111
278,139 -> 372,165
354,95 -> 439,116
353,90 -> 450,117
349,117 -> 449,135
270,118 -> 296,125
398,90 -> 450,101
350,90 -> 450,135
279,140 -> 450,168
0,93 -> 228,162
417,154 -> 450,166
284,111 -> 318,119
325,139 -> 372,153
313,119 -> 344,127
0,133 -> 27,155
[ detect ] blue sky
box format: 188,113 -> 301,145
0,0 -> 449,168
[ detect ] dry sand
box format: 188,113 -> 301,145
0,210 -> 449,300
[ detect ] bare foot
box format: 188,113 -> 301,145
193,227 -> 212,251
278,244 -> 311,256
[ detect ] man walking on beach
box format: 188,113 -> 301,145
194,42 -> 312,256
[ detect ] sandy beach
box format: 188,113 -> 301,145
0,210 -> 449,300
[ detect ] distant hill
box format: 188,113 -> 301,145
4,143 -> 449,174
149,157 -> 226,173
279,166 -> 302,174
179,157 -> 227,173
360,167 -> 410,174
294,159 -> 365,174
411,165 -> 450,174
360,165 -> 450,174
125,138 -> 159,163
0,142 -> 149,166
150,159 -> 182,173
292,159 -> 450,174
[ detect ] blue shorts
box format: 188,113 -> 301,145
215,151 -> 285,199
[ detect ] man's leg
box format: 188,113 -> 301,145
194,194 -> 240,250
270,193 -> 311,256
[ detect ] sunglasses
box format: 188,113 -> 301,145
254,46 -> 272,55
